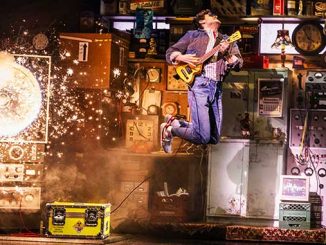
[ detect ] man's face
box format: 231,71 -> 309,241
202,14 -> 221,31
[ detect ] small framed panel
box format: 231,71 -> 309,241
258,78 -> 284,117
280,175 -> 309,202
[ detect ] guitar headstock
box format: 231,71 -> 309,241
228,31 -> 242,43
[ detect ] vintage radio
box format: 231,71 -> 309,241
0,186 -> 41,211
59,32 -> 130,89
0,143 -> 45,163
45,202 -> 111,239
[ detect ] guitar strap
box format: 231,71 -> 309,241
206,33 -> 223,64
214,32 -> 223,47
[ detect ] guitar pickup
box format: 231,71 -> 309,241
181,69 -> 189,79
185,66 -> 192,73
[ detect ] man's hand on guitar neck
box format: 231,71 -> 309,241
174,53 -> 200,68
218,40 -> 230,54
225,55 -> 239,65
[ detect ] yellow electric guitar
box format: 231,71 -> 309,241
175,31 -> 242,84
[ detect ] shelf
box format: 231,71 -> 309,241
103,15 -> 325,25
128,58 -> 166,63
259,16 -> 325,23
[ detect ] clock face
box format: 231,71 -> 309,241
147,68 -> 161,83
126,119 -> 154,147
292,22 -> 325,55
167,65 -> 188,91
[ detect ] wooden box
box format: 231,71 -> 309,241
59,32 -> 130,89
150,195 -> 190,222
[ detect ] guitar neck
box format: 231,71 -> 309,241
198,37 -> 233,64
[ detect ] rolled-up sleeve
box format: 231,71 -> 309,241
166,32 -> 192,65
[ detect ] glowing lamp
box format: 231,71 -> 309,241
271,29 -> 293,67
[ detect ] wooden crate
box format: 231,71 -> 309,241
59,32 -> 130,89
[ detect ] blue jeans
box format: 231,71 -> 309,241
172,76 -> 223,144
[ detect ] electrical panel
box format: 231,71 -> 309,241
305,71 -> 326,109
289,109 -> 326,150
288,108 -> 326,227
0,143 -> 45,163
0,187 -> 41,210
0,163 -> 43,183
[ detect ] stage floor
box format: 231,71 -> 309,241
0,223 -> 325,244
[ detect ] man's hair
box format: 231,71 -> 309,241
193,9 -> 215,29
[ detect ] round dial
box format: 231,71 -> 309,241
162,102 -> 178,116
292,22 -> 325,55
32,33 -> 49,50
0,57 -> 42,137
147,68 -> 160,83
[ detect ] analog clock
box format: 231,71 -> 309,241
125,119 -> 154,148
167,65 -> 188,91
292,22 -> 325,56
147,68 -> 161,83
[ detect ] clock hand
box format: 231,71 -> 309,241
133,122 -> 149,139
302,28 -> 313,42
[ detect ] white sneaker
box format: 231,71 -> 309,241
164,114 -> 180,128
165,114 -> 189,128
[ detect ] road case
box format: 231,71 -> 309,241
45,202 -> 111,239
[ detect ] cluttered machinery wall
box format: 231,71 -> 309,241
42,31 -> 207,231
1,0 -> 325,232
286,70 -> 326,228
0,54 -> 51,229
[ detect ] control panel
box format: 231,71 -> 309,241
289,109 -> 326,149
305,71 -> 326,109
0,186 -> 41,210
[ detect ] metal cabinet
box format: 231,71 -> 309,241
206,69 -> 290,222
207,140 -> 249,217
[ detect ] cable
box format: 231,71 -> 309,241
308,148 -> 322,195
16,199 -> 39,236
299,110 -> 309,155
111,175 -> 150,214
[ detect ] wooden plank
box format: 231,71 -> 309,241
0,233 -> 129,244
